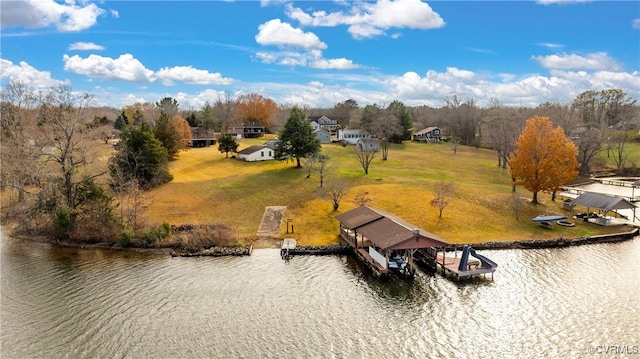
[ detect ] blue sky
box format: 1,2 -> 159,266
1,0 -> 639,110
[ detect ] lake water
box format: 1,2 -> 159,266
1,234 -> 638,358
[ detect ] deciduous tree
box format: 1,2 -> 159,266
430,181 -> 454,219
235,93 -> 277,130
354,147 -> 377,175
510,116 -> 578,204
325,180 -> 347,211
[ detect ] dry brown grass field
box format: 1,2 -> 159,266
136,136 -> 626,246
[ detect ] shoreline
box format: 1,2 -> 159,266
2,226 -> 637,256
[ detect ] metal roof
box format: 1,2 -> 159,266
336,206 -> 449,250
569,192 -> 637,212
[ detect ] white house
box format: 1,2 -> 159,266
309,121 -> 321,131
338,129 -> 370,144
237,145 -> 275,162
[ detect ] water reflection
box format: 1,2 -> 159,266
1,237 -> 639,358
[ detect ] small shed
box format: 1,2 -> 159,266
413,127 -> 441,142
237,145 -> 275,162
313,128 -> 332,143
356,138 -> 380,151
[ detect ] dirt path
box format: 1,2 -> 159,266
256,206 -> 287,239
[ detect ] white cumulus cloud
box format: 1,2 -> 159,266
531,52 -> 622,71
633,18 -> 640,29
0,0 -> 105,32
155,66 -> 234,86
286,0 -> 445,39
63,54 -> 156,82
68,42 -> 105,51
0,58 -> 68,88
256,19 -> 327,49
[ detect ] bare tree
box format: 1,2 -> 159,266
38,85 -> 98,211
0,81 -> 43,204
315,154 -> 333,188
607,131 -> 631,173
430,181 -> 454,219
354,147 -> 377,174
304,154 -> 318,178
325,180 -> 347,210
353,191 -> 372,207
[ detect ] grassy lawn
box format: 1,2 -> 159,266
142,137 -> 629,246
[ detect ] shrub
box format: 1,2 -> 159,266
117,226 -> 134,247
53,207 -> 73,239
143,221 -> 171,246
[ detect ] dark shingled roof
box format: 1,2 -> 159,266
336,206 -> 449,250
569,192 -> 637,212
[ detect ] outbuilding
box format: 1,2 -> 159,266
237,145 -> 275,162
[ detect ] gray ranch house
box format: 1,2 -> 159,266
413,127 -> 442,142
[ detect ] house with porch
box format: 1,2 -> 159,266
228,122 -> 265,138
309,115 -> 338,136
413,127 -> 442,142
189,125 -> 217,147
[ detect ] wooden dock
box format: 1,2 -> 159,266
355,248 -> 388,277
415,248 -> 496,281
435,253 -> 496,280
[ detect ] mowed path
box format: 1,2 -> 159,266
256,206 -> 287,239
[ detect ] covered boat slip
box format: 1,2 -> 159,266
567,192 -> 639,226
336,206 -> 497,279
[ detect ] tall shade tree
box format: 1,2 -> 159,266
387,100 -> 413,142
235,93 -> 277,130
510,116 -> 578,204
274,107 -> 321,168
38,86 -> 98,211
360,104 -> 402,161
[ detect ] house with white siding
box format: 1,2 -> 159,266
338,129 -> 370,144
237,145 -> 275,162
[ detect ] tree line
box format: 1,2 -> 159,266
1,79 -> 638,242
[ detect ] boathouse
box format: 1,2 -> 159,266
336,206 -> 448,276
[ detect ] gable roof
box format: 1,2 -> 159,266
569,192 -> 636,212
237,145 -> 271,155
414,127 -> 440,135
336,206 -> 448,250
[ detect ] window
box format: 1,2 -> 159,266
261,151 -> 264,157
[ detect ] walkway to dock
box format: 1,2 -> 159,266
256,206 -> 287,239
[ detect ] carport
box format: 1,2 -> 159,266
569,192 -> 638,224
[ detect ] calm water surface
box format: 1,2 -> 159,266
1,234 -> 638,358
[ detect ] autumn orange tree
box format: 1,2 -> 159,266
510,116 -> 578,204
235,93 -> 277,130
